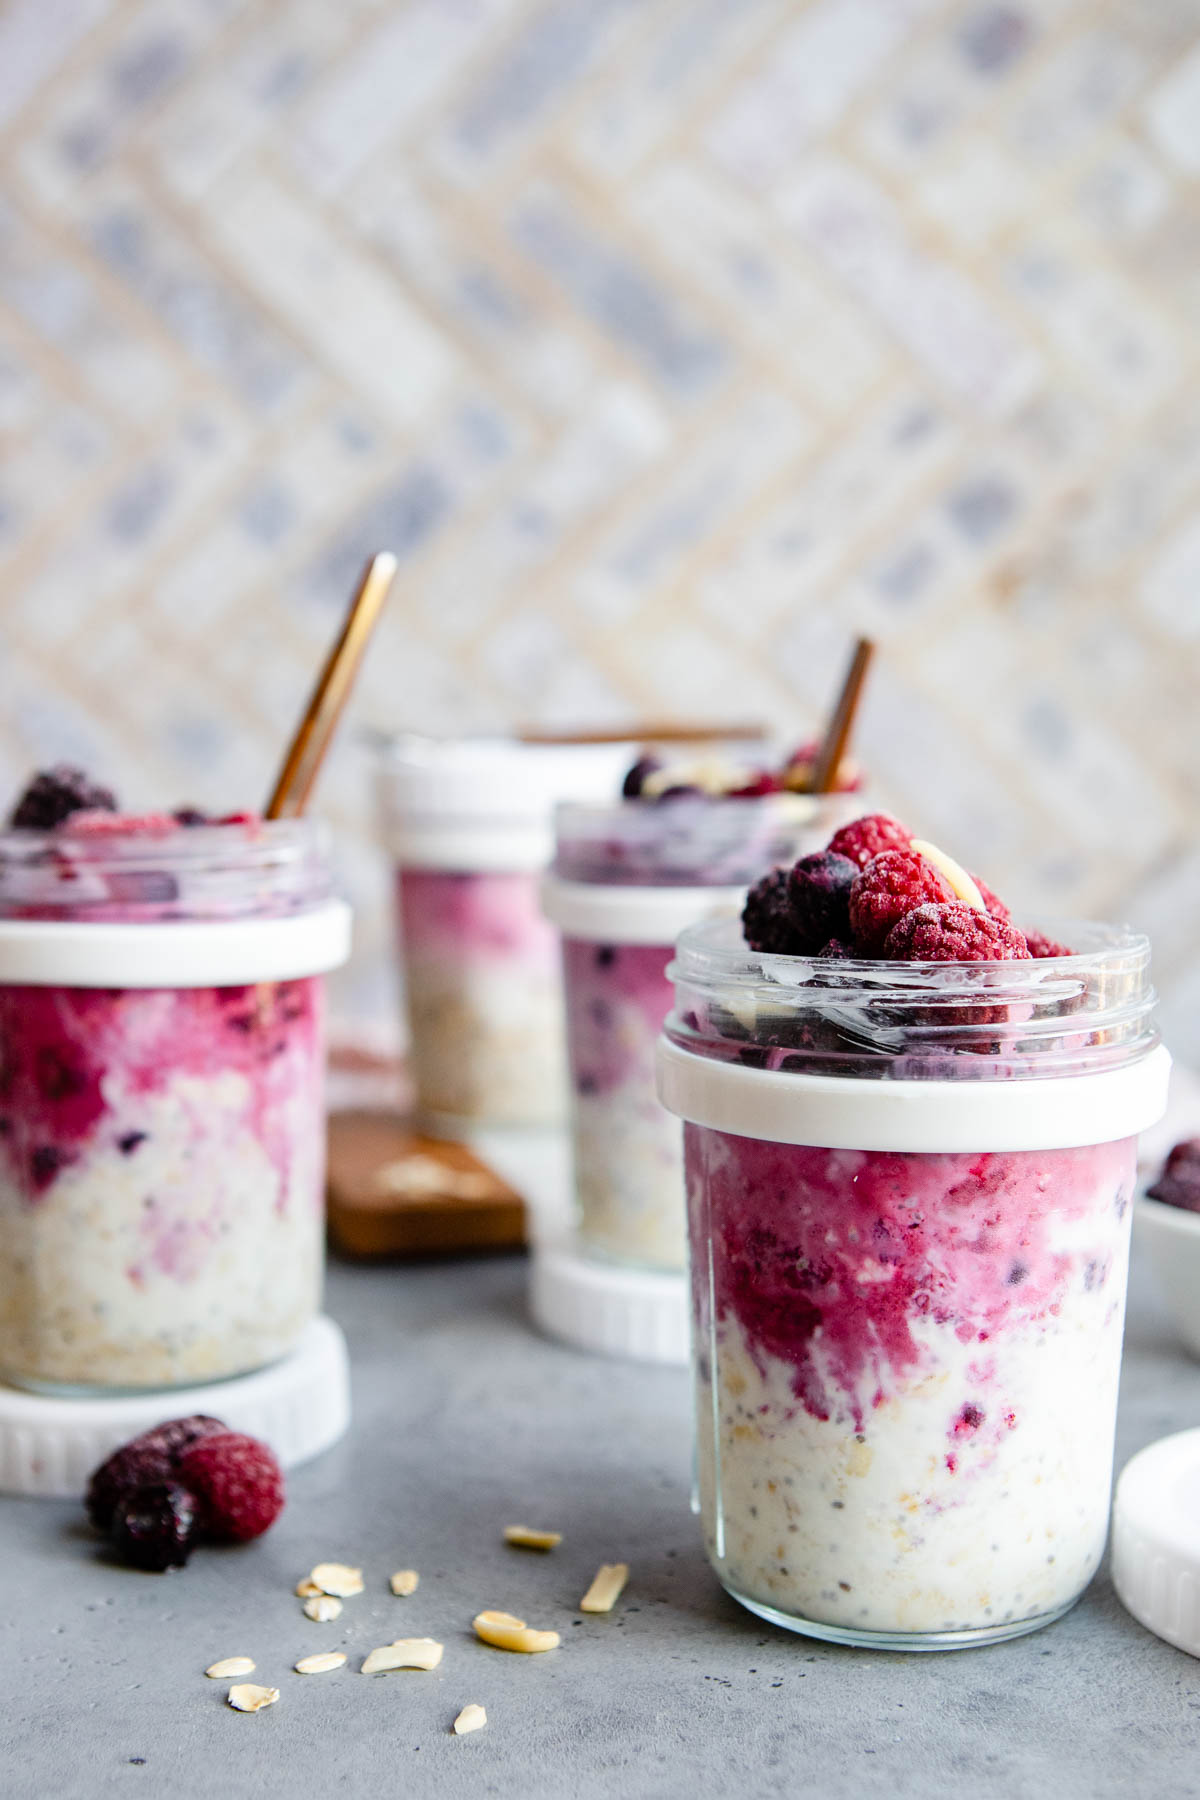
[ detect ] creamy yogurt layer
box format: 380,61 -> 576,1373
398,868 -> 565,1128
688,1125 -> 1135,1636
0,978 -> 324,1388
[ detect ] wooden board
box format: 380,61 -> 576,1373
326,1110 -> 526,1258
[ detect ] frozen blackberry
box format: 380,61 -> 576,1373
9,766 -> 117,831
86,1415 -> 226,1530
787,852 -> 857,950
742,868 -> 804,955
110,1481 -> 197,1572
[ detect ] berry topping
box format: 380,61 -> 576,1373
176,1431 -> 285,1543
726,770 -> 783,799
742,868 -> 804,955
781,739 -> 864,794
86,1415 -> 227,1530
817,938 -> 851,958
787,851 -> 858,950
828,813 -> 912,869
9,766 -> 117,832
848,850 -> 955,955
173,807 -> 210,827
1024,928 -> 1073,959
1148,1140 -> 1200,1214
883,903 -> 1032,963
110,1481 -> 197,1572
621,756 -> 662,798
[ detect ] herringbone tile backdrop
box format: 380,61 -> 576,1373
1,0 -> 1198,1056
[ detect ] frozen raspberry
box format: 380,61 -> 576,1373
973,874 -> 1011,922
883,903 -> 1032,962
787,852 -> 858,950
726,769 -> 782,798
828,813 -> 912,870
848,851 -> 954,955
111,1481 -> 197,1572
1148,1140 -> 1200,1214
621,756 -> 661,799
86,1415 -> 227,1530
9,766 -> 117,832
817,938 -> 851,958
176,1431 -> 284,1543
742,868 -> 804,955
781,739 -> 864,794
1025,928 -> 1073,958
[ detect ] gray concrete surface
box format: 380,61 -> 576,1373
3,1246 -> 1199,1800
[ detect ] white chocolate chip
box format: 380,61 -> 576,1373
303,1594 -> 343,1623
579,1564 -> 629,1614
227,1684 -> 279,1713
309,1563 -> 364,1598
361,1638 -> 444,1674
389,1569 -> 420,1597
294,1652 -> 347,1675
453,1704 -> 487,1736
503,1526 -> 562,1551
473,1611 -> 560,1654
908,840 -> 987,912
205,1657 -> 256,1679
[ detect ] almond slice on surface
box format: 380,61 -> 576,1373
295,1652 -> 347,1675
453,1704 -> 487,1735
309,1562 -> 364,1597
205,1656 -> 255,1679
908,839 -> 986,912
361,1638 -> 444,1674
389,1569 -> 419,1597
295,1577 -> 322,1598
580,1563 -> 629,1614
303,1594 -> 342,1623
227,1684 -> 279,1713
503,1526 -> 562,1551
473,1611 -> 559,1654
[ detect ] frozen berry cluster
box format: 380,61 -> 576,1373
742,813 -> 1071,963
86,1416 -> 285,1572
6,767 -> 252,835
621,738 -> 862,803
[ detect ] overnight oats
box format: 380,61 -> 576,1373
376,735 -> 630,1131
657,813 -> 1170,1648
0,767 -> 350,1393
542,750 -> 856,1271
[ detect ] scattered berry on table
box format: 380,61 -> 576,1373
176,1431 -> 285,1543
86,1415 -> 226,1530
110,1481 -> 197,1572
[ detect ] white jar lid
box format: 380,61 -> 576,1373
529,1240 -> 689,1365
0,1315 -> 350,1499
376,737 -> 633,872
0,897 -> 351,988
1113,1428 -> 1200,1658
656,1036 -> 1172,1153
540,874 -> 747,946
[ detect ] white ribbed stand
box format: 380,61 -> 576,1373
530,1241 -> 689,1366
1112,1428 -> 1200,1658
0,1315 -> 350,1498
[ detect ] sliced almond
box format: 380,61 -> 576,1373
580,1563 -> 629,1614
303,1594 -> 343,1623
295,1577 -> 322,1598
361,1638 -> 444,1674
503,1525 -> 562,1552
309,1562 -> 364,1598
295,1652 -> 347,1675
389,1569 -> 420,1597
909,839 -> 987,912
227,1684 -> 279,1713
453,1703 -> 487,1736
205,1656 -> 256,1679
473,1611 -> 560,1654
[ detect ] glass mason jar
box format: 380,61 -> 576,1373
0,818 -> 350,1394
543,794 -> 850,1272
658,918 -> 1170,1650
375,735 -> 630,1132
